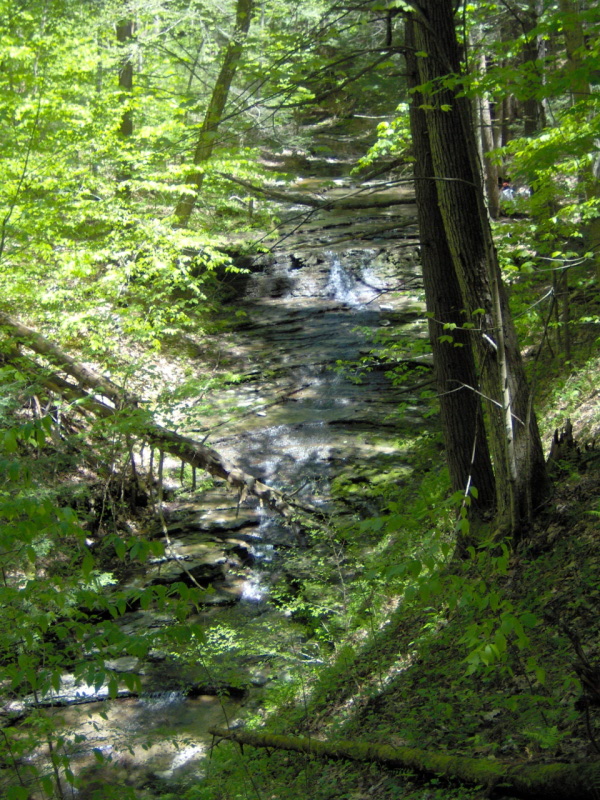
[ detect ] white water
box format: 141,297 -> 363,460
28,229 -> 423,798
324,251 -> 392,308
326,255 -> 364,306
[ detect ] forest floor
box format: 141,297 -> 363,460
187,336 -> 600,800
4,125 -> 599,800
96,164 -> 600,799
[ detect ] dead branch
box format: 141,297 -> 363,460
0,312 -> 302,520
215,172 -> 416,210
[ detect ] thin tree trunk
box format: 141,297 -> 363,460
174,0 -> 253,227
215,171 -> 417,210
116,14 -> 134,186
476,47 -> 500,219
410,0 -> 548,532
500,94 -> 515,147
521,1 -> 546,136
405,18 -> 496,521
209,726 -> 600,800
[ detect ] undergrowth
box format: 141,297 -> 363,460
3,249 -> 599,800
172,352 -> 600,800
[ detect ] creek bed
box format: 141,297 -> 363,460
16,183 -> 431,797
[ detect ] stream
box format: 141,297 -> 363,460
12,162 -> 431,797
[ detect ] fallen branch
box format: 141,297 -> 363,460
0,313 -> 132,407
216,172 -> 416,210
0,312 -> 303,520
208,727 -> 600,800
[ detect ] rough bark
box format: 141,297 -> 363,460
405,18 -> 496,517
410,0 -> 548,532
0,312 -> 300,520
174,0 -> 253,227
209,727 -> 600,800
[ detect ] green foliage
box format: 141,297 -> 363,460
354,103 -> 412,172
1,0 -> 600,797
0,0 -> 279,352
0,372 -> 208,796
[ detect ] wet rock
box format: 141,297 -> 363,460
148,556 -> 227,587
41,165 -> 430,795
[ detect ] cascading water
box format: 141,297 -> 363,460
324,250 -> 387,307
32,186 -> 422,798
326,254 -> 363,305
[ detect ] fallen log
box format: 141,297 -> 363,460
208,727 -> 600,800
0,313 -> 132,407
215,172 -> 416,210
0,312 -> 301,519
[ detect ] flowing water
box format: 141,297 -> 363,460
15,175 -> 428,797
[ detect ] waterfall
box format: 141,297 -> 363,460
325,251 -> 387,307
38,198 -> 422,798
326,254 -> 364,306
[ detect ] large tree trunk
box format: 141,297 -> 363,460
405,18 -> 496,521
209,727 -> 600,800
174,0 -> 253,227
410,0 -> 548,532
558,0 -> 591,103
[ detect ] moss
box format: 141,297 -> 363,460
211,727 -> 600,799
331,465 -> 411,500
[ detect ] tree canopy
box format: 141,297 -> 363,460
1,0 -> 599,797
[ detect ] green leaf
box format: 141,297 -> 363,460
520,612 -> 538,629
113,537 -> 127,560
81,551 -> 94,577
7,787 -> 30,800
407,559 -> 422,578
455,517 -> 470,533
535,667 -> 546,685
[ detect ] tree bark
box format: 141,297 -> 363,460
209,727 -> 600,800
410,0 -> 548,532
521,1 -> 546,137
557,0 -> 600,280
116,14 -> 134,186
116,17 -> 133,139
558,0 -> 591,103
475,43 -> 500,219
174,0 -> 253,227
405,18 -> 496,519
